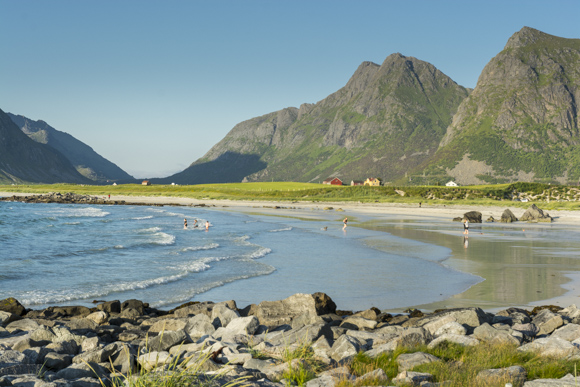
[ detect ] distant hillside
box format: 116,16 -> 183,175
8,113 -> 133,183
164,53 -> 469,184
0,108 -> 90,184
423,27 -> 580,185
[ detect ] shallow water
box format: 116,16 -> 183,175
0,201 -> 482,311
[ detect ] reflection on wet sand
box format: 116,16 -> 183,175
360,218 -> 580,312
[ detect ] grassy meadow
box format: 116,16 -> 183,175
1,181 -> 580,210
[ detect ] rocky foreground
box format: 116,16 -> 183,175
2,293 -> 580,387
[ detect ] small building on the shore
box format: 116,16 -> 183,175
351,180 -> 364,186
142,180 -> 151,186
323,177 -> 343,186
364,178 -> 381,186
445,181 -> 458,187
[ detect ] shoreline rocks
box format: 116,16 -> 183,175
1,294 -> 579,386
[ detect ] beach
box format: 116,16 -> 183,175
2,191 -> 580,313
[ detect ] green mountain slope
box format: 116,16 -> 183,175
425,27 -> 580,185
165,54 -> 469,184
8,113 -> 134,182
0,109 -> 90,184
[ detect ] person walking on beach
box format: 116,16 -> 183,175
343,217 -> 348,229
184,218 -> 188,229
463,219 -> 469,235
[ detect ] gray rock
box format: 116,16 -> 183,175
417,307 -> 490,334
551,323 -> 580,342
397,352 -> 440,371
357,368 -> 389,384
533,309 -> 564,336
364,341 -> 398,357
518,337 -> 580,360
463,211 -> 482,223
0,350 -> 32,368
329,335 -> 364,362
0,298 -> 26,316
393,370 -> 433,384
55,362 -> 108,380
63,319 -> 98,333
339,316 -> 377,331
476,365 -> 526,385
44,352 -> 73,370
5,320 -> 40,334
524,374 -> 580,386
433,321 -> 467,337
186,314 -> 216,339
96,301 -> 121,314
173,302 -> 215,318
512,323 -> 539,338
211,304 -> 240,328
224,316 -> 259,336
254,293 -> 336,329
395,327 -> 432,348
473,323 -> 521,345
501,209 -> 518,223
305,375 -> 337,387
12,338 -> 51,353
427,334 -> 480,349
0,312 -> 14,327
147,330 -> 188,352
73,343 -> 118,364
137,351 -> 172,371
520,204 -> 552,222
85,312 -> 108,326
45,340 -> 79,356
80,337 -> 99,353
559,305 -> 580,320
147,318 -> 188,334
121,299 -> 146,314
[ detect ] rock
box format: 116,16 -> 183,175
364,341 -> 398,357
397,352 -> 440,371
339,316 -> 377,331
0,312 -> 16,328
120,307 -> 141,320
417,307 -> 490,334
329,335 -> 365,362
44,351 -> 73,370
501,209 -> 518,223
427,334 -> 480,349
147,330 -> 188,352
518,337 -> 580,360
532,309 -> 564,336
73,343 -> 118,364
0,299 -> 26,317
353,307 -> 381,321
148,318 -> 188,333
85,311 -> 108,325
357,368 -> 389,384
186,314 -> 216,338
53,306 -> 91,318
46,340 -> 79,355
473,323 -> 521,345
551,323 -> 580,341
434,321 -> 467,337
395,327 -> 432,348
512,323 -> 539,338
121,299 -> 146,314
55,362 -> 108,380
524,374 -> 580,386
211,304 -> 240,328
173,301 -> 215,318
463,211 -> 482,223
393,370 -> 433,385
97,300 -> 121,314
64,318 -> 98,333
305,375 -> 337,387
137,351 -> 172,371
0,350 -> 32,368
477,365 -> 526,385
254,293 -> 336,329
5,319 -> 40,334
520,204 -> 552,222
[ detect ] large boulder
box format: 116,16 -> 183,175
416,307 -> 491,334
500,209 -> 518,223
520,204 -> 552,222
463,211 -> 482,223
518,337 -> 580,360
0,298 -> 26,316
254,293 -> 336,329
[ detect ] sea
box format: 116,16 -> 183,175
2,200 -> 580,312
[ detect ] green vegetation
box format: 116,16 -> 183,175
343,342 -> 578,387
3,181 -> 580,211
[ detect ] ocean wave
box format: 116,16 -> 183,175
151,232 -> 176,245
246,247 -> 272,259
268,227 -> 292,232
181,243 -> 220,252
140,227 -> 162,233
133,216 -> 153,220
114,245 -> 125,249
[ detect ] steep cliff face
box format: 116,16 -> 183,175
0,109 -> 90,184
8,113 -> 133,182
166,53 -> 469,184
435,27 -> 580,184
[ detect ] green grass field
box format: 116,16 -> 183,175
1,181 -> 580,210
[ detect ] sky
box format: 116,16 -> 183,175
1,1 -> 579,179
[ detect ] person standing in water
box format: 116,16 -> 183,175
463,219 -> 469,234
205,220 -> 210,231
184,218 -> 188,229
343,217 -> 348,229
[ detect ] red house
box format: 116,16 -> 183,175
323,177 -> 343,186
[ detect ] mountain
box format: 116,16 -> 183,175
425,27 -> 580,185
0,108 -> 90,184
8,113 -> 134,183
164,53 -> 470,184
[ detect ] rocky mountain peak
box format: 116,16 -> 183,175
504,26 -> 544,49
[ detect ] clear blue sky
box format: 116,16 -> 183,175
1,1 -> 579,179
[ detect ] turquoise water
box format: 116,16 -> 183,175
0,201 -> 480,311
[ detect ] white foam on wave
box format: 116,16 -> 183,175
133,216 -> 153,220
152,232 -> 176,245
64,222 -> 81,225
269,227 -> 292,232
246,247 -> 272,259
181,243 -> 220,252
114,245 -> 124,249
141,227 -> 162,233
61,207 -> 110,218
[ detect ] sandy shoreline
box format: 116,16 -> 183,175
3,191 -> 580,313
